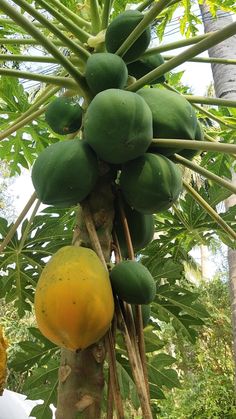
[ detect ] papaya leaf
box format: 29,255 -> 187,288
144,258 -> 184,285
116,359 -> 140,410
148,353 -> 181,390
23,359 -> 58,419
0,208 -> 74,316
9,327 -> 59,372
144,326 -> 165,353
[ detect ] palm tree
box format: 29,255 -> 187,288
199,0 -> 236,380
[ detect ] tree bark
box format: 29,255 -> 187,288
199,4 -> 236,99
199,1 -> 236,388
56,167 -> 115,418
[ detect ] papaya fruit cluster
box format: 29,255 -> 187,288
33,10 -> 204,350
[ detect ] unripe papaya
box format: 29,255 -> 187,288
105,10 -> 151,62
110,260 -> 156,304
127,53 -> 165,84
138,88 -> 198,156
114,198 -> 154,257
120,153 -> 182,214
85,52 -> 128,95
45,96 -> 83,135
84,89 -> 153,164
178,121 -> 204,160
31,139 -> 98,207
34,246 -> 114,351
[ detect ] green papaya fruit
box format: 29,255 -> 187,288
120,153 -> 182,214
45,97 -> 83,135
105,10 -> 151,62
127,53 -> 165,84
84,89 -> 153,164
32,139 -> 98,207
85,52 -> 128,95
110,260 -> 156,304
178,121 -> 204,160
137,88 -> 198,156
114,198 -> 155,257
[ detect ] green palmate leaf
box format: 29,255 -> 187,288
150,352 -> 177,368
148,353 -> 181,390
156,285 -> 209,318
0,76 -> 29,116
9,327 -> 58,372
155,2 -> 180,41
144,326 -> 165,353
116,360 -> 140,410
144,257 -> 184,285
9,327 -> 58,418
23,359 -> 58,419
151,284 -> 209,342
0,208 -> 73,316
200,152 -> 233,180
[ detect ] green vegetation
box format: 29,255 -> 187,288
0,0 -> 236,417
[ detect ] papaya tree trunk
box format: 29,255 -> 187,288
56,167 -> 115,419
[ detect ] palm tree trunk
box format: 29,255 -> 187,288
199,1 -> 236,388
199,4 -> 236,99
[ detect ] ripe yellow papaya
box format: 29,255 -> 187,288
34,246 -> 114,351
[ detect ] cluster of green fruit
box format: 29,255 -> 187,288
32,9 -> 203,334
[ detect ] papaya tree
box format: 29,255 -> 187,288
0,0 -> 236,418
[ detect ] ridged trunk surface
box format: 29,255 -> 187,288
55,169 -> 115,419
199,0 -> 236,388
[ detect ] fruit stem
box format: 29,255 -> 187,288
46,0 -> 91,30
117,192 -> 150,402
81,200 -> 124,418
82,201 -> 107,268
117,192 -> 135,260
203,134 -> 236,160
143,33 -> 211,55
35,0 -> 91,46
12,0 -> 90,60
183,180 -> 236,243
127,21 -> 236,91
173,154 -> 236,195
0,107 -> 46,142
151,139 -> 236,154
163,54 -> 236,65
89,0 -> 101,34
0,37 -> 64,46
18,199 -> 41,253
0,192 -> 38,254
136,0 -> 155,13
101,0 -> 114,30
0,0 -> 88,92
105,331 -> 125,419
0,85 -> 59,142
192,103 -> 235,129
116,301 -> 153,419
115,0 -> 174,60
0,68 -> 78,90
183,95 -> 236,108
0,54 -> 58,64
163,83 -> 236,129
